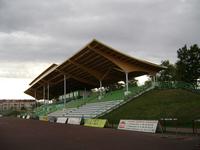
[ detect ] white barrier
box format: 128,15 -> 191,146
26,115 -> 30,119
67,118 -> 82,125
56,117 -> 68,124
118,120 -> 159,133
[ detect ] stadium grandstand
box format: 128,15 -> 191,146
24,39 -> 165,119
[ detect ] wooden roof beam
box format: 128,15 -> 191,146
100,67 -> 112,81
72,76 -> 98,87
55,68 -> 98,87
88,45 -> 156,74
69,59 -> 103,80
49,73 -> 63,82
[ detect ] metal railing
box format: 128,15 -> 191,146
155,81 -> 197,90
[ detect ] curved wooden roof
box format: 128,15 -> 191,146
25,39 -> 164,99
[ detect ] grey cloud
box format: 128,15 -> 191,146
0,0 -> 200,79
0,0 -> 73,32
0,62 -> 51,78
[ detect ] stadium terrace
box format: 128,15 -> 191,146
25,39 -> 164,101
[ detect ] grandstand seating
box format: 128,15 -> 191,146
33,84 -> 153,118
48,100 -> 123,119
26,81 -> 199,122
34,103 -> 64,116
48,108 -> 76,117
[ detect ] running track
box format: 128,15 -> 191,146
0,117 -> 199,150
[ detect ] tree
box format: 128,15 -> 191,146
157,60 -> 176,82
176,44 -> 200,86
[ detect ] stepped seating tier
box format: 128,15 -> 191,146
48,108 -> 76,117
29,82 -> 196,119
33,84 -> 152,118
48,100 -> 123,119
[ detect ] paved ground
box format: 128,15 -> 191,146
0,117 -> 199,150
166,127 -> 200,134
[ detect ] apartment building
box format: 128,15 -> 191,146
0,100 -> 36,111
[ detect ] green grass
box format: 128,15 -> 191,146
100,89 -> 200,127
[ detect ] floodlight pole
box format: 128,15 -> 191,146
64,75 -> 66,107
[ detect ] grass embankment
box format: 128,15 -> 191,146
101,89 -> 200,127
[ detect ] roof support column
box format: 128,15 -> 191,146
155,73 -> 158,86
99,80 -> 102,100
152,75 -> 156,88
125,72 -> 129,92
43,85 -> 45,100
34,90 -> 37,100
72,91 -> 75,100
84,88 -> 87,99
124,71 -> 131,96
47,83 -> 50,100
64,75 -> 66,108
149,73 -> 156,88
83,88 -> 87,99
34,90 -> 37,108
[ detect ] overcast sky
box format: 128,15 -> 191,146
0,0 -> 200,99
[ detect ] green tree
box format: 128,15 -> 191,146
176,44 -> 200,86
157,60 -> 176,82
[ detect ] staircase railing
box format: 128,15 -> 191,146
96,84 -> 154,118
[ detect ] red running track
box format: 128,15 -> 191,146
0,117 -> 199,150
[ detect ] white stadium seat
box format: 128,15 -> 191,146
49,100 -> 123,119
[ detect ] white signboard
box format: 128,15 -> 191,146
26,115 -> 30,119
118,120 -> 159,133
56,117 -> 67,124
67,118 -> 82,125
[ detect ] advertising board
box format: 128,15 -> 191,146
56,117 -> 67,124
118,120 -> 159,133
84,119 -> 107,128
67,118 -> 82,125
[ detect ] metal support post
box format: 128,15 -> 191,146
47,83 -> 50,100
34,90 -> 37,108
152,75 -> 156,87
125,72 -> 129,92
124,72 -> 131,96
99,80 -> 102,100
43,85 -> 45,100
64,75 -> 66,107
34,90 -> 37,100
85,88 -> 87,98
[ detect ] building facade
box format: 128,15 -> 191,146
0,100 -> 36,111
